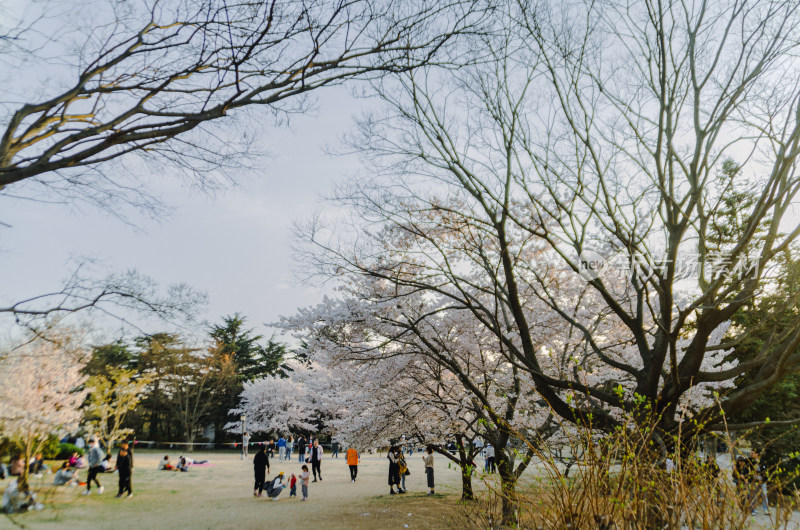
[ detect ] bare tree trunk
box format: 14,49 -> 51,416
185,424 -> 195,453
20,438 -> 32,491
496,449 -> 518,527
455,434 -> 475,501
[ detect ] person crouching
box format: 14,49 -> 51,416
265,472 -> 286,501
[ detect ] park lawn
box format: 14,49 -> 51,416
1,450 -> 475,529
3,451 -> 793,529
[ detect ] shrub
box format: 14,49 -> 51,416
56,443 -> 85,460
454,405 -> 800,529
0,435 -> 61,460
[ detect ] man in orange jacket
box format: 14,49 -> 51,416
346,447 -> 360,483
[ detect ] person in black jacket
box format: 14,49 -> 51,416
388,445 -> 403,494
253,445 -> 270,497
115,448 -> 133,498
310,440 -> 323,482
123,441 -> 134,469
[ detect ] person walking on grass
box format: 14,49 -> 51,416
310,440 -> 323,482
253,445 -> 269,497
297,435 -> 307,463
115,447 -> 133,498
346,447 -> 359,483
300,465 -> 310,501
83,439 -> 105,496
423,446 -> 435,495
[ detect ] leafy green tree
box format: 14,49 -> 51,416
83,341 -> 133,377
166,343 -> 236,448
208,314 -> 287,439
210,314 -> 285,381
84,368 -> 153,449
128,333 -> 185,441
729,254 -> 800,459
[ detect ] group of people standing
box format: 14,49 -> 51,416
387,445 -> 435,496
251,436 -> 436,501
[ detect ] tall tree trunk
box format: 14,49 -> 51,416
496,449 -> 518,527
455,434 -> 475,500
185,423 -> 194,453
20,438 -> 32,491
460,464 -> 475,500
148,380 -> 161,440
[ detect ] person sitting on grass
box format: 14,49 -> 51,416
28,453 -> 45,476
2,479 -> 43,513
101,454 -> 114,472
8,455 -> 24,477
72,453 -> 87,469
158,456 -> 175,471
53,462 -> 79,486
176,456 -> 189,472
265,472 -> 286,501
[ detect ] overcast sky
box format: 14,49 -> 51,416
0,85 -> 367,343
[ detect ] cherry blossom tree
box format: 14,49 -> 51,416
295,339 -> 488,499
0,327 -> 89,487
279,280 -> 564,514
295,0 -> 800,446
229,360 -> 322,436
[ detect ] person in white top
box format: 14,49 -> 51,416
485,444 -> 496,474
423,446 -> 435,495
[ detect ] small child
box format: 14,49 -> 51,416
300,465 -> 310,501
289,473 -> 297,497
